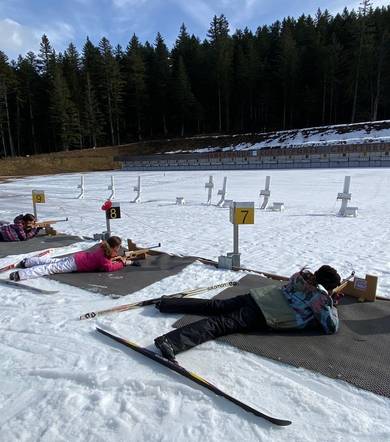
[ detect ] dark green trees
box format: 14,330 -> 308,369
0,5 -> 390,156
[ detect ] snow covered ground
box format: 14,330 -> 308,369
0,168 -> 389,441
169,120 -> 390,153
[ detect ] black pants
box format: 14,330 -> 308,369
157,294 -> 268,355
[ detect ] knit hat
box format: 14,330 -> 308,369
314,265 -> 341,291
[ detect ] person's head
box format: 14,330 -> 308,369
22,213 -> 36,230
101,235 -> 122,257
314,265 -> 341,292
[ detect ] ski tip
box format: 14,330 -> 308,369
272,418 -> 292,426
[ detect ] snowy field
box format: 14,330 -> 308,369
0,168 -> 389,441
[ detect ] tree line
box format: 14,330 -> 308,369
0,1 -> 389,156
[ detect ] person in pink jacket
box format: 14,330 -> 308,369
10,236 -> 130,281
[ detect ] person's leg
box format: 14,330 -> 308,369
23,255 -> 57,268
17,256 -> 77,280
155,296 -> 268,357
157,294 -> 252,316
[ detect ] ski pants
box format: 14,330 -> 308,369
156,294 -> 268,355
18,255 -> 77,280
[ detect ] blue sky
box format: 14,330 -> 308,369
0,0 -> 389,60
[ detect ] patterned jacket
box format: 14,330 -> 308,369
281,272 -> 339,334
250,272 -> 339,334
0,215 -> 40,242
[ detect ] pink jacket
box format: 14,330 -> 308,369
74,246 -> 124,273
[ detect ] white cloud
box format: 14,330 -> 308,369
0,18 -> 75,59
0,18 -> 39,56
171,0 -> 216,28
112,0 -> 148,7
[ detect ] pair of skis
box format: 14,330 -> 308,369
96,327 -> 292,426
80,281 -> 238,320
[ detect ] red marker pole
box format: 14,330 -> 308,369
101,200 -> 113,239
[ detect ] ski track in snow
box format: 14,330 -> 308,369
0,169 -> 389,441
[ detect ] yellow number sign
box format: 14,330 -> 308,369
32,190 -> 46,204
233,207 -> 254,224
230,202 -> 255,225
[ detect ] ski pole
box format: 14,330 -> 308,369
80,281 -> 238,320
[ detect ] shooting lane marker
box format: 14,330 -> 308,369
32,190 -> 45,220
205,175 -> 214,205
259,176 -> 271,209
337,176 -> 358,217
131,176 -> 141,203
216,177 -> 227,207
77,176 -> 85,199
218,201 -> 255,269
108,176 -> 116,200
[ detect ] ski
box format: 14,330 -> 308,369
0,249 -> 52,273
0,279 -> 58,294
80,281 -> 238,320
96,327 -> 292,426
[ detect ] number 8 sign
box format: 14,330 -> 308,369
106,204 -> 121,219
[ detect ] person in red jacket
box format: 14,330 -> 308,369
9,236 -> 132,281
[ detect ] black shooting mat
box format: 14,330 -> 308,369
0,234 -> 86,258
173,273 -> 390,398
49,252 -> 197,297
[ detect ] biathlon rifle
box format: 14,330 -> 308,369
35,217 -> 68,227
332,271 -> 355,295
112,243 -> 161,262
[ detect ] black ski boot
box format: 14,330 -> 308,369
15,259 -> 27,269
154,336 -> 177,363
9,271 -> 20,281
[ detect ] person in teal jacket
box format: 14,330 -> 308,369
154,265 -> 341,361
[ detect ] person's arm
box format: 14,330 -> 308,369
24,226 -> 40,239
310,291 -> 339,334
14,223 -> 29,241
101,256 -> 125,272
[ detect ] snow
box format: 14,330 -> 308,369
0,168 -> 390,441
165,120 -> 390,153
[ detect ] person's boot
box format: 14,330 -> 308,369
154,336 -> 177,363
9,271 -> 20,281
15,259 -> 27,269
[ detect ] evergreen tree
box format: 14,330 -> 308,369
99,37 -> 123,145
207,15 -> 233,131
171,56 -> 197,136
81,38 -> 103,146
16,53 -> 40,154
152,33 -> 170,135
0,51 -> 15,156
351,0 -> 373,122
278,21 -> 298,129
50,63 -> 81,150
126,34 -> 147,140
